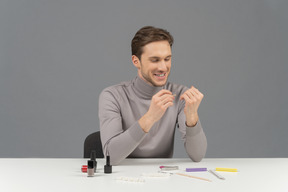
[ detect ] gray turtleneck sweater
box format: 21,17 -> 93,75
99,76 -> 207,165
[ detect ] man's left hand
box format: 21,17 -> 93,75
180,86 -> 204,127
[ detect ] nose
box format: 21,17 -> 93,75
157,60 -> 167,71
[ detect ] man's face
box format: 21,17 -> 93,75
134,41 -> 172,87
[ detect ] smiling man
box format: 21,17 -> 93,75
99,26 -> 207,165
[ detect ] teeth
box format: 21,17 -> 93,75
156,74 -> 165,77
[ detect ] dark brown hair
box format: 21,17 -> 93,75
131,26 -> 174,60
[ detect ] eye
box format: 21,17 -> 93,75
151,58 -> 159,63
165,57 -> 171,62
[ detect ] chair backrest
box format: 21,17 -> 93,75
83,131 -> 104,158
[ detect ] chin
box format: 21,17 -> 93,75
152,80 -> 167,87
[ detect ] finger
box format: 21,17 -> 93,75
185,90 -> 196,100
182,93 -> 197,104
180,94 -> 190,102
155,89 -> 172,97
163,93 -> 175,100
188,87 -> 203,100
162,100 -> 174,109
179,90 -> 189,100
181,89 -> 196,101
190,86 -> 199,95
179,92 -> 187,100
160,95 -> 175,105
193,88 -> 204,98
194,88 -> 204,101
180,87 -> 196,100
190,89 -> 201,100
160,94 -> 175,101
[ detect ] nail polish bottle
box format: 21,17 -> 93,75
90,150 -> 97,172
104,156 -> 112,174
87,160 -> 94,177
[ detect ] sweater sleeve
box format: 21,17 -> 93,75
98,88 -> 146,165
177,101 -> 207,162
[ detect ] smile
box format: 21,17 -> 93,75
154,73 -> 166,77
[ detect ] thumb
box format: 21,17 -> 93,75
179,94 -> 184,101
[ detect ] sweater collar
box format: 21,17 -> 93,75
133,75 -> 164,99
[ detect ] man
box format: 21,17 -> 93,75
99,26 -> 207,165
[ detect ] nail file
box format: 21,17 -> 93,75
209,169 -> 225,180
159,166 -> 179,171
216,167 -> 238,172
186,168 -> 207,172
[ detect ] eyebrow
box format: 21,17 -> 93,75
149,55 -> 172,60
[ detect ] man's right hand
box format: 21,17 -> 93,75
138,89 -> 175,133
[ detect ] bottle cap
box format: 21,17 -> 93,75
104,156 -> 112,174
81,165 -> 87,172
90,150 -> 96,160
88,160 -> 94,169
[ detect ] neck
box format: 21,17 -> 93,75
132,75 -> 164,99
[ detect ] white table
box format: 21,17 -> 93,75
1,158 -> 287,192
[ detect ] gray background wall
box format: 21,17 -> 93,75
0,0 -> 287,158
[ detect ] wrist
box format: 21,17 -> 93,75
138,114 -> 155,133
186,113 -> 199,127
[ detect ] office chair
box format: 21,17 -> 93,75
83,131 -> 104,158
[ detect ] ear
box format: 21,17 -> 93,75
132,55 -> 141,69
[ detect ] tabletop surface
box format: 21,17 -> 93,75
1,158 -> 287,192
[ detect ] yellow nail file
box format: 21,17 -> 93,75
216,167 -> 238,172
